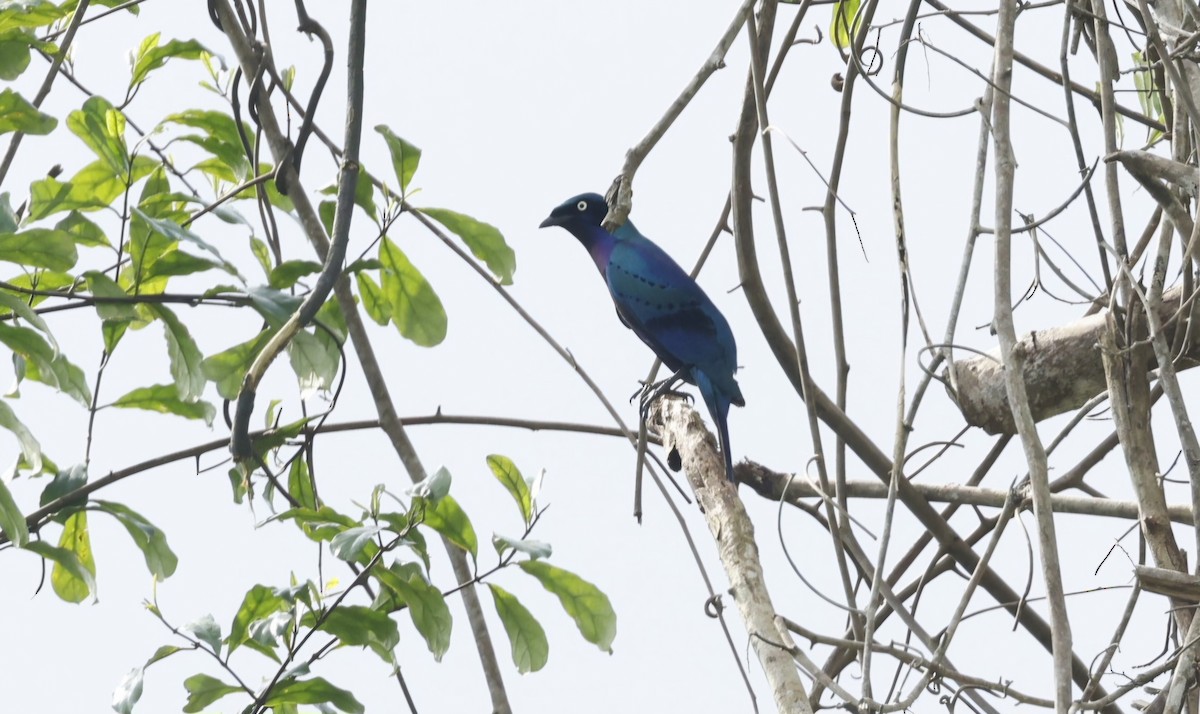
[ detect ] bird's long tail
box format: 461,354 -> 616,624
694,370 -> 735,482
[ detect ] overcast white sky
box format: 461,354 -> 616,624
0,2 -> 1187,712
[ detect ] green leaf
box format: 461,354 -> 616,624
66,96 -> 129,175
227,467 -> 246,504
246,414 -> 312,458
0,228 -> 78,270
63,156 -> 156,213
375,563 -> 452,661
346,258 -> 382,273
1131,51 -> 1165,144
132,208 -> 240,277
0,191 -> 17,232
38,462 -> 86,510
320,170 -> 378,222
130,35 -> 207,88
329,525 -> 380,562
420,207 -> 515,285
162,109 -> 251,182
23,348 -> 91,407
25,157 -> 154,220
103,320 -> 127,352
111,666 -> 143,714
228,584 -> 288,654
274,505 -> 358,543
487,454 -> 532,526
269,260 -> 322,289
55,210 -> 109,247
287,329 -> 338,399
264,677 -> 364,714
829,0 -> 862,50
318,200 -> 335,236
181,673 -> 241,713
416,493 -> 476,558
136,163 -> 173,214
145,644 -> 182,666
83,270 -> 138,321
0,470 -> 28,546
249,236 -> 272,277
280,65 -> 296,92
0,87 -> 55,135
246,285 -> 301,327
375,126 -> 420,195
248,611 -> 292,648
409,465 -> 451,502
52,510 -> 97,603
0,398 -> 40,477
311,605 -> 399,663
520,561 -> 615,652
147,304 -> 206,403
379,236 -> 445,346
0,32 -> 32,81
354,170 -> 378,221
287,458 -> 317,510
355,271 -> 390,326
492,534 -> 552,560
0,270 -> 73,312
315,294 -> 348,342
201,330 -> 273,400
488,584 -> 548,673
111,384 -> 216,426
92,499 -> 178,579
0,322 -> 55,372
143,249 -> 225,279
0,2 -> 68,33
24,540 -> 96,603
0,290 -> 56,350
261,166 -> 293,212
182,614 -> 222,654
27,177 -> 82,220
6,353 -> 24,399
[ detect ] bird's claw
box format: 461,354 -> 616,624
634,378 -> 693,423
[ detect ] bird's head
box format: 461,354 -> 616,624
538,192 -> 609,231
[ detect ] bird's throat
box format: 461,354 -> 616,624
573,225 -> 618,277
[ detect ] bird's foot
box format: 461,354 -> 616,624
633,375 -> 693,423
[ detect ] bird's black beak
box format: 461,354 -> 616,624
538,214 -> 561,229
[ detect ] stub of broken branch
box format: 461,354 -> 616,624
646,397 -> 814,714
948,286 -> 1196,434
1136,565 -> 1200,603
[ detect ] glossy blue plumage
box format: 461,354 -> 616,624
540,192 -> 744,480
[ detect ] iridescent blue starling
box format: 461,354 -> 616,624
540,193 -> 744,481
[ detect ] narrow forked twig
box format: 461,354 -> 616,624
601,0 -> 756,231
754,0 -> 872,642
1059,0 -> 1114,292
0,0 -> 91,187
212,1 -> 516,708
924,0 -> 1165,132
1079,583 -> 1142,704
870,487 -> 1022,712
229,0 -> 344,462
989,1 -> 1075,709
779,615 -> 1054,707
910,32 -> 1071,129
861,0 -> 925,693
940,84 -> 995,395
1089,0 -> 1131,260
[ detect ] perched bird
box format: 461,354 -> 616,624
540,192 -> 744,481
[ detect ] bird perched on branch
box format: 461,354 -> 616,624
539,192 -> 744,481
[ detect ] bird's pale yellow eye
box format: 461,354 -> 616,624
576,201 -> 587,211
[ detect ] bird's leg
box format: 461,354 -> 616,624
632,368 -> 693,423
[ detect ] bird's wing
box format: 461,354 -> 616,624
606,236 -> 731,376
